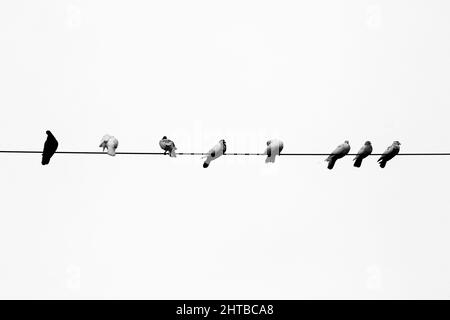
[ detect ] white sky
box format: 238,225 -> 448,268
1,0 -> 450,299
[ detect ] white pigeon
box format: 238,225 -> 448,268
202,139 -> 226,168
99,134 -> 119,156
264,139 -> 284,163
159,136 -> 177,157
325,140 -> 351,169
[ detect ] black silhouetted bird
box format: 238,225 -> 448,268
325,140 -> 350,170
378,141 -> 401,168
203,139 -> 226,168
42,130 -> 58,165
159,136 -> 177,157
353,141 -> 373,168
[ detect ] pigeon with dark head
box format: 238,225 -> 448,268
325,140 -> 350,170
378,141 -> 401,168
42,130 -> 58,165
353,141 -> 373,168
159,136 -> 177,157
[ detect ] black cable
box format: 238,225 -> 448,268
0,151 -> 450,156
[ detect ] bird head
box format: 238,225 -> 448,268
162,136 -> 167,140
365,141 -> 372,145
220,140 -> 227,153
46,130 -> 51,135
394,141 -> 401,146
345,140 -> 349,144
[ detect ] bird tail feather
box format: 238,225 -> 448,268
379,160 -> 386,168
169,149 -> 177,157
353,157 -> 362,168
203,157 -> 211,168
327,158 -> 336,170
265,155 -> 275,163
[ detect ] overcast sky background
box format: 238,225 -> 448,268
1,0 -> 450,299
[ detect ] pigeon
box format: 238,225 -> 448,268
41,130 -> 58,165
202,139 -> 226,168
353,141 -> 373,168
99,134 -> 119,156
325,140 -> 350,170
159,136 -> 177,157
264,139 -> 284,163
378,141 -> 401,168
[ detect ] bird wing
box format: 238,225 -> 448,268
357,145 -> 366,155
166,139 -> 175,149
207,145 -> 216,157
354,146 -> 364,160
270,140 -> 283,155
356,144 -> 371,157
378,145 -> 394,161
160,139 -> 170,150
330,143 -> 349,157
383,145 -> 393,155
209,142 -> 223,158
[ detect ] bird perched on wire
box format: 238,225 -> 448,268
264,139 -> 284,163
325,140 -> 350,169
353,141 -> 373,168
159,136 -> 177,157
99,134 -> 119,156
202,139 -> 226,168
378,141 -> 401,168
41,130 -> 58,165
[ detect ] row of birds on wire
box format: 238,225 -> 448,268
38,131 -> 401,169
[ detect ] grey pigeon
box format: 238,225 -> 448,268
203,139 -> 226,168
353,141 -> 373,168
159,136 -> 177,157
265,139 -> 284,163
99,134 -> 119,156
42,130 -> 58,165
325,140 -> 350,169
378,141 -> 401,168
